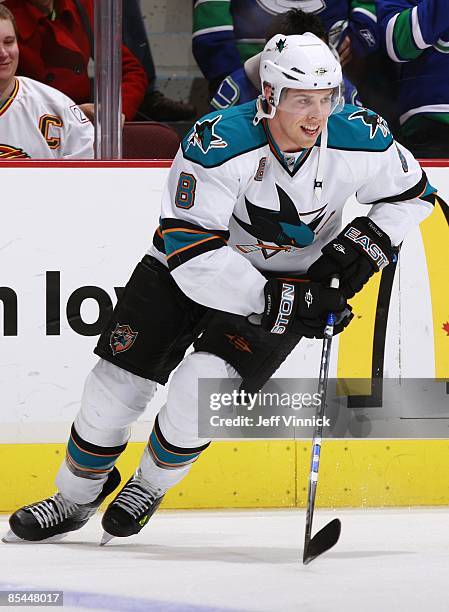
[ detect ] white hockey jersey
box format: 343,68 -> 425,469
149,100 -> 435,317
0,77 -> 93,159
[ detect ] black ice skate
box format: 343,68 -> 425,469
101,469 -> 165,545
2,467 -> 121,543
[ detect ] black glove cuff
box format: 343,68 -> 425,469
323,216 -> 393,272
262,278 -> 299,335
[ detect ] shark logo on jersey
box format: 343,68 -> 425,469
186,115 -> 227,154
0,144 -> 30,159
348,109 -> 390,139
234,184 -> 326,259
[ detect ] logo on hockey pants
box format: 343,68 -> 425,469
110,323 -> 139,356
225,334 -> 252,353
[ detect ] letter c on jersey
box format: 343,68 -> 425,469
39,114 -> 63,149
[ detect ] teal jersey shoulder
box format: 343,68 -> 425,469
181,101 -> 267,168
327,104 -> 394,152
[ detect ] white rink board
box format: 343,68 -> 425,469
0,164 -> 447,443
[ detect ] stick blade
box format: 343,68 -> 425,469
302,518 -> 341,565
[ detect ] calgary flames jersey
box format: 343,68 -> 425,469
0,77 -> 93,159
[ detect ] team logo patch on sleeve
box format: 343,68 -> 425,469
348,109 -> 390,139
69,105 -> 90,124
186,115 -> 227,154
0,145 -> 30,159
110,323 -> 138,356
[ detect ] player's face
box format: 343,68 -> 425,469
268,87 -> 334,151
0,19 -> 19,92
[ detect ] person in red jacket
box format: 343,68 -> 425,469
4,0 -> 148,121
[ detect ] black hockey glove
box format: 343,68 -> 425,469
259,278 -> 353,339
307,217 -> 395,299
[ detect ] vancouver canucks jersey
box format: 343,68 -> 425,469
0,77 -> 93,159
376,0 -> 449,130
148,100 -> 435,317
193,0 -> 379,81
194,0 -> 359,81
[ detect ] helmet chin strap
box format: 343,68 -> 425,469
253,96 -> 276,126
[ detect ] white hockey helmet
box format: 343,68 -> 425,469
255,33 -> 344,122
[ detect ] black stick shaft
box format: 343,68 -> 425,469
303,277 -> 338,556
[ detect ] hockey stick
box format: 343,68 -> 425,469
302,276 -> 341,564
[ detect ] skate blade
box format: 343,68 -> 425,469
2,530 -> 22,543
2,530 -> 68,544
100,531 -> 114,546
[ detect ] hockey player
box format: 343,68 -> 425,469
0,5 -> 93,159
4,33 -> 435,545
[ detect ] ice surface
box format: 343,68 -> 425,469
1,507 -> 448,612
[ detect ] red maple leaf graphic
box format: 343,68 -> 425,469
443,322 -> 449,336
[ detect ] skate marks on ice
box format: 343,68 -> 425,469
2,518 -> 407,565
3,509 -> 449,612
5,536 -> 409,564
89,540 -> 409,563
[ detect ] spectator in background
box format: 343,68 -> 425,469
123,0 -> 196,122
0,4 -> 93,158
376,0 -> 449,157
4,0 -> 147,122
210,9 -> 363,111
192,0 -> 379,97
